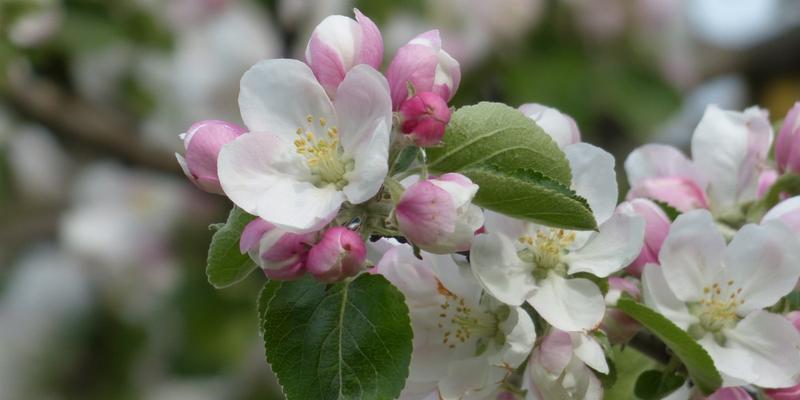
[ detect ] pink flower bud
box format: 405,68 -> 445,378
306,227 -> 366,283
518,103 -> 581,148
758,169 -> 779,198
776,102 -> 800,174
386,30 -> 460,110
176,120 -> 246,194
240,218 -> 315,280
399,91 -> 451,147
602,277 -> 641,344
708,387 -> 752,400
395,173 -> 484,254
762,196 -> 800,236
788,311 -> 800,331
305,9 -> 383,97
626,176 -> 709,212
617,198 -> 670,276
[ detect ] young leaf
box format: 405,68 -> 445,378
426,102 -> 596,230
634,369 -> 685,400
616,299 -> 722,395
259,274 -> 413,400
206,207 -> 258,289
464,165 -> 597,230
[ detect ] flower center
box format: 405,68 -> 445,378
293,114 -> 352,188
517,229 -> 576,279
435,279 -> 499,352
688,280 -> 743,339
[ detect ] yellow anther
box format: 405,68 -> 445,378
319,117 -> 327,126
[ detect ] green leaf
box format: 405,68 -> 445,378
427,102 -> 571,185
206,207 -> 258,289
464,165 -> 597,230
616,299 -> 722,395
634,369 -> 685,400
259,274 -> 413,400
653,200 -> 681,222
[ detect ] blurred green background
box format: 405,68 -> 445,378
1,0 -> 799,399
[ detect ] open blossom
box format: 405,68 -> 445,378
306,226 -> 365,282
217,59 -> 392,232
776,102 -> 800,174
375,245 -> 535,399
523,329 -> 607,400
518,103 -> 581,149
399,91 -> 452,147
642,210 -> 800,388
240,218 -> 316,280
617,198 -> 671,276
763,312 -> 800,400
625,105 -> 773,215
386,30 -> 461,109
305,9 -> 383,97
176,119 -> 246,194
395,173 -> 484,254
471,142 -> 644,332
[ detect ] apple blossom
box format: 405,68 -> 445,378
625,105 -> 773,216
522,329 -> 607,400
762,196 -> 800,235
617,198 -> 671,276
762,312 -> 800,400
386,30 -> 461,109
399,91 -> 452,147
518,103 -> 581,149
395,173 -> 484,254
306,226 -> 366,282
776,102 -> 800,174
707,387 -> 753,400
239,218 -> 316,280
642,210 -> 800,388
217,59 -> 392,232
471,142 -> 644,332
602,277 -> 642,344
305,9 -> 383,97
375,245 -> 536,399
176,119 -> 246,194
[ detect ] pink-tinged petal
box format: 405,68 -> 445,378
764,384 -> 800,400
334,65 -> 392,154
386,43 -> 438,109
763,196 -> 800,236
238,59 -> 334,139
723,221 -> 800,313
263,261 -> 305,280
399,91 -> 451,147
395,180 -> 457,245
776,102 -> 800,173
307,227 -> 365,283
787,311 -> 800,331
618,198 -> 671,276
757,169 -> 779,198
306,32 -> 347,96
625,144 -> 706,188
707,387 -> 753,400
659,210 -> 725,302
179,120 -> 245,194
627,176 -> 710,212
240,218 -> 273,253
519,103 -> 581,149
354,9 -> 382,69
536,329 -> 573,375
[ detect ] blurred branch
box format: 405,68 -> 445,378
2,66 -> 180,174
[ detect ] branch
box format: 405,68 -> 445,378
2,66 -> 181,174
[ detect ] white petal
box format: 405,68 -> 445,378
725,310 -> 800,388
698,335 -> 754,388
565,212 -> 645,278
569,332 -> 609,374
483,210 -> 529,240
659,210 -> 725,302
342,118 -> 390,204
427,252 -> 483,306
335,65 -> 392,154
724,221 -> 800,313
565,143 -> 617,224
438,356 -> 491,399
238,59 -> 334,139
642,264 -> 697,330
624,144 -> 705,187
489,307 -> 537,369
529,275 -> 605,332
470,233 -> 537,306
217,133 -> 341,231
762,195 -> 800,235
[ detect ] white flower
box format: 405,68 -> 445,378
375,245 -> 536,399
523,328 -> 607,400
217,59 -> 392,232
471,143 -> 644,332
642,210 -> 800,388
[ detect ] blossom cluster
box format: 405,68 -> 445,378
178,9 -> 800,400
